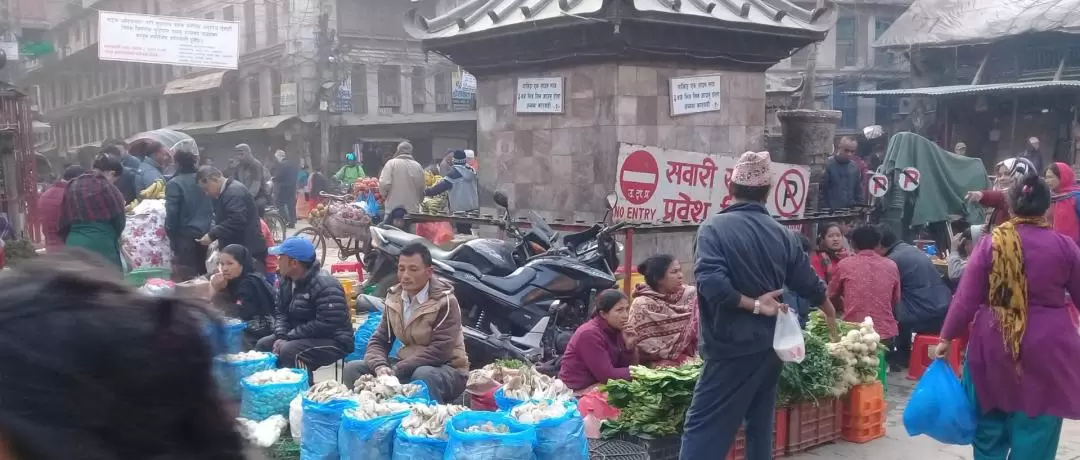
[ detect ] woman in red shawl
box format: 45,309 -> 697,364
1045,162 -> 1080,245
810,222 -> 849,283
624,254 -> 698,367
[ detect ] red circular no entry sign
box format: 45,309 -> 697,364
619,150 -> 659,205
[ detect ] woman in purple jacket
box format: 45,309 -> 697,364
936,173 -> 1080,459
559,289 -> 637,392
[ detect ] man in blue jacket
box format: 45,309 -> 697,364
877,226 -> 950,370
682,151 -> 839,460
425,149 -> 478,234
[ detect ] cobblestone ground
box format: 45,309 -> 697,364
292,223 -> 1080,459
788,372 -> 1080,459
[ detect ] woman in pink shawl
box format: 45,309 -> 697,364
624,254 -> 699,367
1045,162 -> 1080,245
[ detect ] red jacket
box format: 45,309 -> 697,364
558,316 -> 635,391
38,181 -> 68,252
979,190 -> 1010,228
1049,162 -> 1080,245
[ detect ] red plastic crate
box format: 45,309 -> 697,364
726,407 -> 789,460
908,334 -> 965,380
785,398 -> 842,453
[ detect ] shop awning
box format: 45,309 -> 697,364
163,119 -> 235,134
327,111 -> 478,127
218,115 -> 300,133
163,71 -> 230,95
843,80 -> 1080,97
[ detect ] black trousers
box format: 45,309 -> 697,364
276,188 -> 297,225
892,315 -> 946,368
255,335 -> 347,376
680,350 -> 782,460
171,236 -> 208,282
342,359 -> 466,404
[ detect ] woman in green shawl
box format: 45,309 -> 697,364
59,153 -> 128,268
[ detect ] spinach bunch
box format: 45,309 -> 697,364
599,361 -> 701,438
777,332 -> 842,405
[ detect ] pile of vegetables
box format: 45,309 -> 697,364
421,171 -> 448,214
352,374 -> 426,401
777,332 -> 841,405
352,178 -> 383,203
501,366 -> 572,401
509,400 -> 569,424
826,317 -> 884,395
600,360 -> 701,438
400,404 -> 468,440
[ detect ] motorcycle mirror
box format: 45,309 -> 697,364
606,193 -> 618,208
493,191 -> 510,208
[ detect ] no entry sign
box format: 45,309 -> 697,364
774,168 -> 807,217
869,173 -> 889,198
899,167 -> 921,192
619,149 -> 659,205
612,143 -> 810,224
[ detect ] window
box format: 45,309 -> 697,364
194,97 -> 204,122
835,15 -> 858,68
244,0 -> 257,53
377,65 -> 401,113
351,64 -> 368,115
875,18 -> 894,67
434,71 -> 449,112
412,67 -> 426,112
152,99 -> 162,127
874,81 -> 901,125
210,95 -> 222,120
832,80 -> 858,129
267,0 -> 279,45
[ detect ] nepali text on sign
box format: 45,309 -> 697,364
515,77 -> 564,114
98,11 -> 239,69
669,74 -> 724,116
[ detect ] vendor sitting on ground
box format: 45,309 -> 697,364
624,254 -> 698,367
255,237 -> 353,372
343,242 -> 469,403
559,289 -> 636,393
212,244 -> 276,348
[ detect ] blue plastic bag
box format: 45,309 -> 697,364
512,400 -> 588,460
345,311 -> 383,362
390,339 -> 403,359
222,319 -> 248,354
493,387 -> 524,411
445,411 -> 537,460
339,407 -> 410,460
240,369 -> 309,421
903,360 -> 977,445
301,397 -> 358,460
212,352 -> 276,400
392,424 -> 447,460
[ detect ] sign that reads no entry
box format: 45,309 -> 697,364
612,143 -> 810,224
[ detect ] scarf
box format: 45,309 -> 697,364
59,172 -> 126,227
625,283 -> 699,364
988,216 -> 1048,366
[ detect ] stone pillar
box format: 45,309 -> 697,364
159,97 -> 170,127
239,77 -> 253,118
424,72 -> 436,113
259,69 -> 274,116
400,65 -> 414,114
366,66 -> 379,115
777,109 -> 841,211
144,100 -> 155,129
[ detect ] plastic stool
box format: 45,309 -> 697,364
330,261 -> 364,280
908,334 -> 965,380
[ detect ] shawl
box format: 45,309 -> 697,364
1048,162 -> 1080,244
59,172 -> 126,230
989,217 -> 1048,366
625,283 -> 699,365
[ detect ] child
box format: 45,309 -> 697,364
259,219 -> 279,286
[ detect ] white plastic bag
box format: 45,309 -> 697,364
289,394 -> 303,441
236,415 -> 288,448
773,308 -> 806,363
205,241 -> 220,275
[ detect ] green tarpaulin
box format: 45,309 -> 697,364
879,131 -> 990,227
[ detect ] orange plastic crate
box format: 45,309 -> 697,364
841,382 -> 886,443
726,407 -> 789,460
785,398 -> 842,454
842,423 -> 886,443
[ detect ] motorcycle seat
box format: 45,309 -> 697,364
380,226 -> 459,260
480,266 -> 537,294
445,260 -> 483,278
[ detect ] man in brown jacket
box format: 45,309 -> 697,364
343,242 -> 469,402
378,141 -> 426,214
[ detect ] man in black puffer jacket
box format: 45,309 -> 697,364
256,237 -> 354,371
197,166 -> 267,270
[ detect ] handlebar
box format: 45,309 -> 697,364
319,191 -> 352,202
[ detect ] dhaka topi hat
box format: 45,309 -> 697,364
732,151 -> 772,187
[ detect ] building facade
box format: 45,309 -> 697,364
22,0 -> 477,177
767,0 -> 911,136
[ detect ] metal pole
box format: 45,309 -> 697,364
316,10 -> 331,173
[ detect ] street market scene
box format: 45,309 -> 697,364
3,0 -> 1080,458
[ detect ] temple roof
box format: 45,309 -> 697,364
404,0 -> 834,42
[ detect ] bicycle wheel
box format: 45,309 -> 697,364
293,226 -> 328,265
264,209 -> 288,243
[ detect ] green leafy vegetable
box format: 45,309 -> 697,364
807,310 -> 858,338
777,332 -> 842,405
599,361 -> 701,438
493,358 -> 525,370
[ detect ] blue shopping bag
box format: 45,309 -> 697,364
903,359 -> 977,445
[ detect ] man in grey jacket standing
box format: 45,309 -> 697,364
379,141 -> 426,214
233,143 -> 269,216
425,149 -> 478,234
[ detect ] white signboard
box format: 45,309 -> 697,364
98,11 -> 240,69
0,42 -> 18,60
515,77 -> 564,114
669,74 -> 723,116
613,143 -> 809,224
279,82 -> 298,115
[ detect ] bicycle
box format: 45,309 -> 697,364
293,192 -> 368,265
263,206 -> 288,244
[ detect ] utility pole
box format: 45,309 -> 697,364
315,10 -> 332,173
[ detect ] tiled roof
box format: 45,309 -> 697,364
876,0 -> 1080,49
404,0 -> 834,40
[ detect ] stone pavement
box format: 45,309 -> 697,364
788,372 -> 1080,459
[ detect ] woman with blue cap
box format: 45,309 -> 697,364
333,152 -> 366,185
